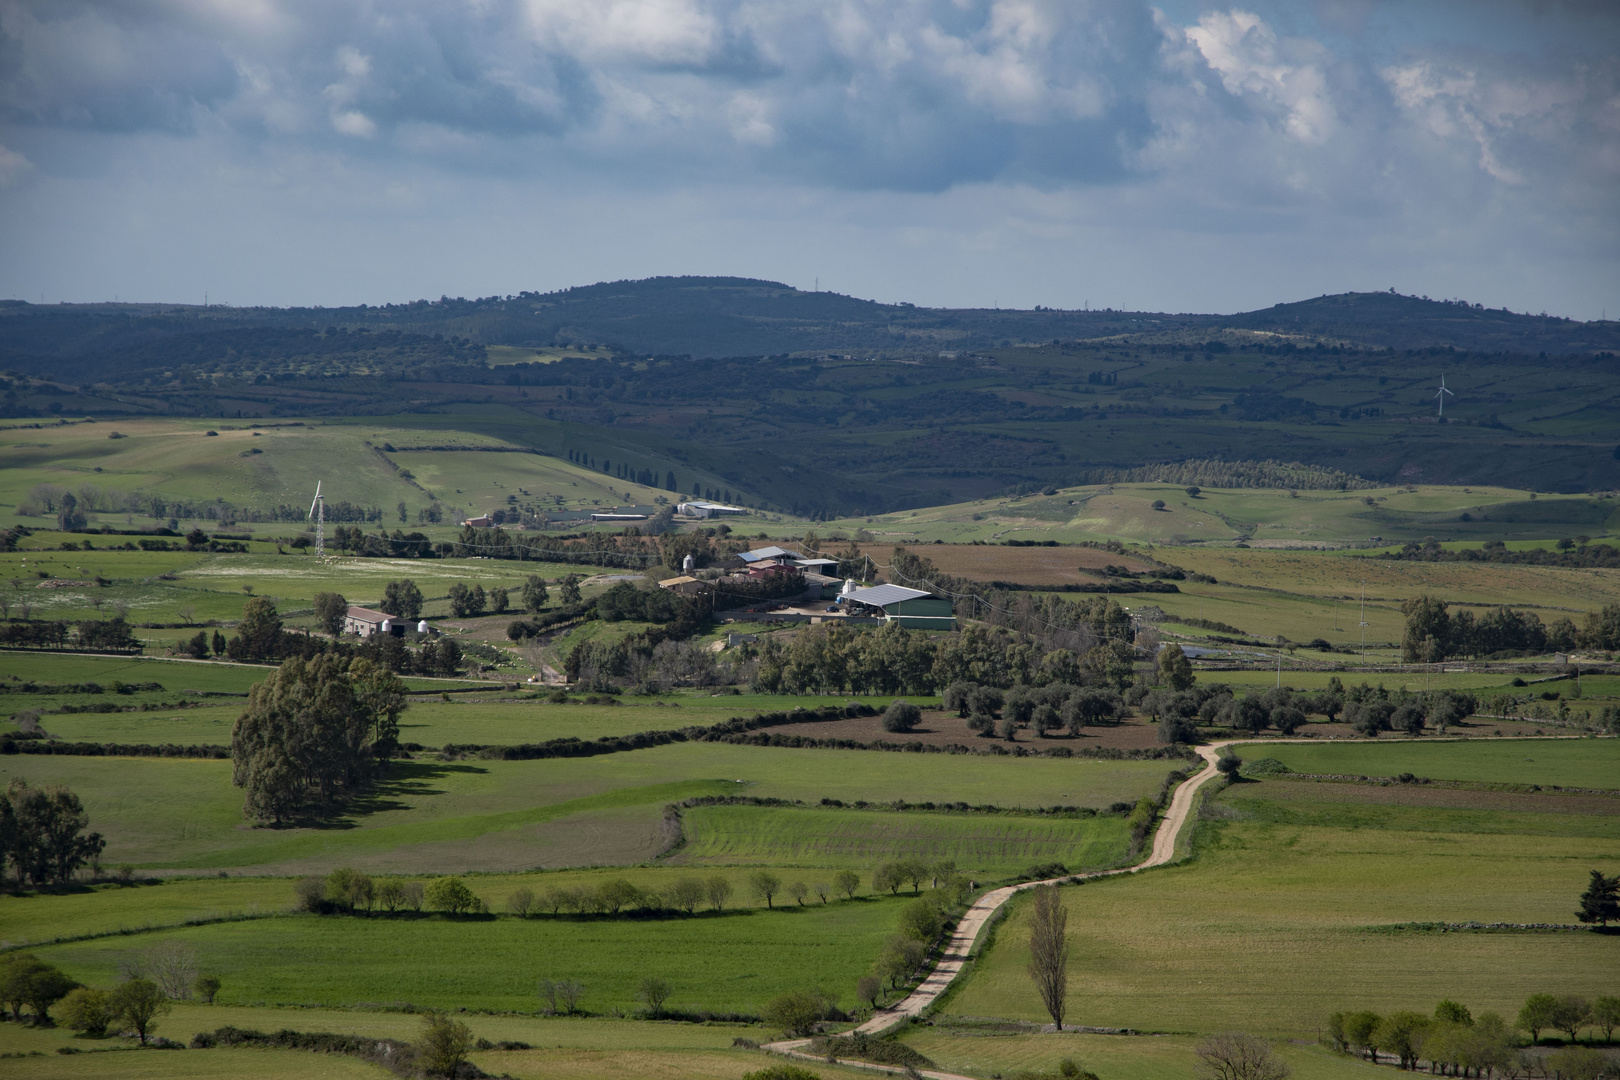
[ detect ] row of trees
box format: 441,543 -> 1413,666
1329,995 -> 1620,1073
300,861 -> 969,920
1,778 -> 104,885
231,656 -> 406,824
1401,596 -> 1620,662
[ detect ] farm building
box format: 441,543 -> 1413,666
737,545 -> 796,566
658,575 -> 712,596
464,515 -> 493,528
344,606 -> 393,637
590,512 -> 648,522
677,500 -> 747,518
838,584 -> 956,630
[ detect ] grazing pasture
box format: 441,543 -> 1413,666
947,771 -> 1620,1036
1253,737 -> 1620,788
28,893 -> 909,1015
674,804 -> 1132,876
0,743 -> 1172,872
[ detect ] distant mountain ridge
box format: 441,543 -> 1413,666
1,279 -> 1614,374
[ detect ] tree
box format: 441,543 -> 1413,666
0,955 -> 75,1024
856,974 -> 882,1010
4,779 -> 105,885
194,975 -> 221,1003
761,989 -> 829,1037
59,986 -> 113,1034
521,574 -> 550,613
1194,1033 -> 1292,1080
1217,755 -> 1243,780
788,881 -> 809,905
1270,706 -> 1306,735
1151,499 -> 1167,511
898,897 -> 942,942
312,592 -> 348,636
507,886 -> 536,916
1520,994 -> 1561,1043
230,655 -> 406,824
878,937 -> 927,989
488,586 -> 509,615
230,597 -> 285,660
1401,595 -> 1451,663
1588,997 -> 1620,1043
1374,1012 -> 1430,1070
1545,1047 -> 1609,1080
1027,885 -> 1068,1030
881,700 -> 922,732
834,869 -> 861,900
872,863 -> 903,895
1158,644 -> 1195,691
1435,1000 -> 1473,1026
381,579 -> 424,620
559,573 -> 583,606
669,877 -> 705,914
750,869 -> 782,908
638,976 -> 672,1015
425,877 -> 478,914
1550,996 -> 1591,1044
706,875 -> 733,911
111,978 -> 170,1045
1576,869 -> 1619,927
1344,1011 -> 1382,1060
149,942 -> 199,999
417,1012 -> 475,1077
376,879 -> 407,914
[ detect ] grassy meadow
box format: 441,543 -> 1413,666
945,767 -> 1620,1037
0,744 -> 1173,873
1250,737 -> 1620,788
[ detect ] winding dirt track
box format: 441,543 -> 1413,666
762,743 -> 1229,1077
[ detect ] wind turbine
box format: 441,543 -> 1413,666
308,482 -> 325,560
1434,374 -> 1454,417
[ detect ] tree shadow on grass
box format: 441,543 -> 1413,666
272,759 -> 488,830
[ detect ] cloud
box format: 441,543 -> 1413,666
0,0 -> 1614,317
0,142 -> 30,185
1184,10 -> 1336,142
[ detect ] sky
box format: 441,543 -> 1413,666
1,0 -> 1616,318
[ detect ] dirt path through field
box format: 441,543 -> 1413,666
760,733 -> 1594,1071
761,743 -> 1227,1072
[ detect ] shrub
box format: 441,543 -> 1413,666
1216,755 -> 1243,779
897,897 -> 943,942
1193,1032 -> 1291,1080
761,989 -> 832,1037
638,976 -> 672,1015
424,877 -> 478,915
58,987 -> 113,1035
417,1012 -> 474,1078
880,700 -> 922,733
742,1066 -> 824,1080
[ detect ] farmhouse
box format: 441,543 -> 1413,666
838,583 -> 956,630
344,606 -> 393,637
658,575 -> 712,596
737,546 -> 797,566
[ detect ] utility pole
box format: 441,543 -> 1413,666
1359,580 -> 1368,664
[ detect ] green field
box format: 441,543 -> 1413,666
1246,737 -> 1620,788
947,770 -> 1620,1036
28,893 -> 909,1015
900,1029 -> 1391,1080
0,1006 -> 884,1080
675,804 -> 1131,877
825,482 -> 1619,547
0,744 -> 1173,873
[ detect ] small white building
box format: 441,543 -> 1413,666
677,501 -> 748,518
